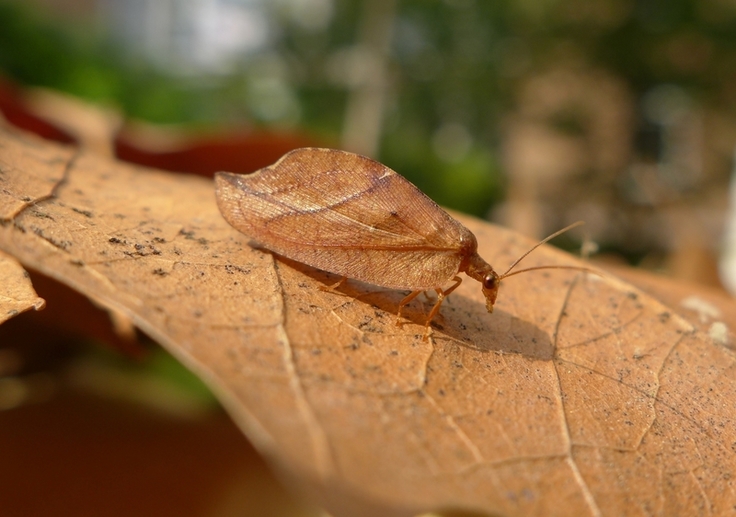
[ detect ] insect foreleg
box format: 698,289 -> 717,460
422,276 -> 463,341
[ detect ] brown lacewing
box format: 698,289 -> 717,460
215,148 -> 588,340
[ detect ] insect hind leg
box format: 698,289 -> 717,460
318,276 -> 346,293
396,290 -> 423,327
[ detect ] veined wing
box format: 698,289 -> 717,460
216,148 -> 468,253
215,148 -> 478,288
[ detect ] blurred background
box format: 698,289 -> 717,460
2,0 -> 736,515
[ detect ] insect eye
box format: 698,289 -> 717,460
483,275 -> 497,290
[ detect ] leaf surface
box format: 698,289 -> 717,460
1,127 -> 735,517
0,250 -> 45,324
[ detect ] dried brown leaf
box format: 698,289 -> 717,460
1,126 -> 735,517
22,88 -> 122,156
0,126 -> 72,220
0,250 -> 45,324
600,263 -> 736,351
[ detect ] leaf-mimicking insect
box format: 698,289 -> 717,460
215,148 -> 588,340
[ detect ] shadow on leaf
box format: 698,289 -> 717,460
284,256 -> 554,360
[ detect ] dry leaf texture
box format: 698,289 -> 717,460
0,127 -> 735,517
0,250 -> 45,324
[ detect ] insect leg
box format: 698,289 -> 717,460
318,276 -> 346,293
396,290 -> 423,327
422,276 -> 463,341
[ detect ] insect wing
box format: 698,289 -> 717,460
216,148 -> 471,289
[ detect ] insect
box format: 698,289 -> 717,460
215,148 -> 589,340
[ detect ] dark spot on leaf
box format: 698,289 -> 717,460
225,264 -> 250,274
72,207 -> 93,218
33,227 -> 71,250
358,317 -> 374,330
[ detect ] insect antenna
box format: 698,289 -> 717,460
499,221 -> 599,280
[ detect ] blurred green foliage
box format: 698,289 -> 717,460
0,1 -> 236,123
